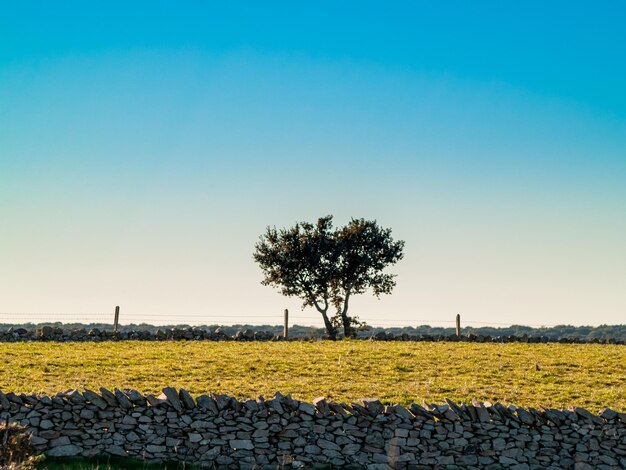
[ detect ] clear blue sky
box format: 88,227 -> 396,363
1,2 -> 625,327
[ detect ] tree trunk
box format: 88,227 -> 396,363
341,317 -> 351,337
340,291 -> 353,338
313,297 -> 337,340
320,310 -> 337,340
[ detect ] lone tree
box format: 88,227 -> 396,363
253,216 -> 404,339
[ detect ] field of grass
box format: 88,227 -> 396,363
1,341 -> 624,411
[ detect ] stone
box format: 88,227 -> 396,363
30,436 -> 48,446
394,428 -> 410,438
113,388 -> 133,409
303,444 -> 321,454
454,437 -> 468,447
365,431 -> 385,449
41,325 -> 54,338
200,447 -> 221,461
574,407 -> 604,424
180,388 -> 196,409
298,402 -> 315,416
372,453 -> 391,464
317,439 -> 340,451
361,398 -> 385,415
312,397 -> 330,415
39,419 -> 55,430
160,387 -> 183,413
492,437 -> 506,451
471,399 -> 491,422
230,439 -> 254,450
0,390 -> 10,409
516,407 -> 535,425
215,455 -> 234,465
146,444 -> 166,453
196,395 -> 218,413
122,415 -> 137,425
599,407 -> 618,421
342,443 -> 361,455
215,394 -> 234,411
79,408 -> 94,420
106,445 -> 128,456
125,389 -> 147,406
499,455 -> 520,465
50,436 -> 71,447
598,455 -> 618,465
456,455 -> 478,465
574,463 -> 594,470
392,404 -> 414,421
46,445 -> 83,457
66,389 -> 86,404
82,389 -> 108,410
99,387 -> 119,407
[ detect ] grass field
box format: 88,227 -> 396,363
1,341 -> 624,411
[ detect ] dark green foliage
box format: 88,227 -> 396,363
39,456 -> 193,469
253,216 -> 405,339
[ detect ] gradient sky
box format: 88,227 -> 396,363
1,2 -> 625,328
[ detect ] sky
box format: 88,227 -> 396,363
1,1 -> 625,328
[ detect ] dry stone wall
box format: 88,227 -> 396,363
1,388 -> 625,469
1,326 -> 624,344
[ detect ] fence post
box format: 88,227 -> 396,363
283,309 -> 289,339
114,306 -> 120,333
456,314 -> 461,337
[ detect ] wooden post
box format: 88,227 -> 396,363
283,309 -> 289,339
456,314 -> 461,337
114,306 -> 120,333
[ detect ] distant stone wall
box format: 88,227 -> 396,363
1,388 -> 625,469
1,325 -> 624,344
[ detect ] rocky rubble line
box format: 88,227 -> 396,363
1,388 -> 625,469
1,325 -> 624,344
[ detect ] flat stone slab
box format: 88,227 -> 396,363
46,445 -> 83,457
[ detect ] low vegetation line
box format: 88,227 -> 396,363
1,341 -> 624,411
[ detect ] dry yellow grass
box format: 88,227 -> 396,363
1,341 -> 624,411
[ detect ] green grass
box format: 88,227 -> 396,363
38,455 -> 193,469
1,341 -> 624,411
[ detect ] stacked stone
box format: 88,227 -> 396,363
372,331 -> 625,345
0,388 -> 625,468
0,327 -> 278,343
0,326 -> 624,344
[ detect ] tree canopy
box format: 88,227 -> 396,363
253,216 -> 404,339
